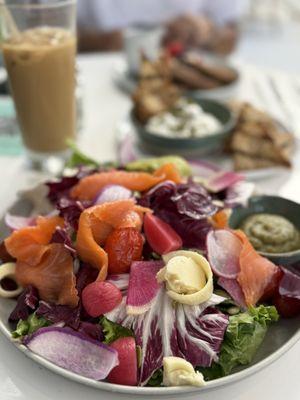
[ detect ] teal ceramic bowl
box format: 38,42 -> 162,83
229,195 -> 300,265
131,98 -> 236,156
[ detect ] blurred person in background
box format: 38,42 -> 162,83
78,0 -> 249,54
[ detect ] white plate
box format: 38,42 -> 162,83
0,196 -> 300,396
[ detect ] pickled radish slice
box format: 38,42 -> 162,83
143,213 -> 182,255
107,337 -> 138,386
82,281 -> 122,317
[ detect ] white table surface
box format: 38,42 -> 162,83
1,28 -> 300,399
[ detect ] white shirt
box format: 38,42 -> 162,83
78,0 -> 249,31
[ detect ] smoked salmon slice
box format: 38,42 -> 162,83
235,230 -> 279,307
76,200 -> 150,281
70,164 -> 182,201
153,163 -> 182,184
16,243 -> 78,308
5,216 -> 64,266
5,215 -> 78,308
211,210 -> 229,229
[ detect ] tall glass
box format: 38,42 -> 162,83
0,0 -> 77,172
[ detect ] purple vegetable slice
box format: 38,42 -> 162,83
94,184 -> 132,205
206,229 -> 242,279
5,213 -> 36,231
24,327 -> 118,380
218,277 -> 247,309
206,171 -> 244,193
189,160 -> 221,178
118,133 -> 138,166
126,261 -> 164,315
224,181 -> 255,208
279,267 -> 300,300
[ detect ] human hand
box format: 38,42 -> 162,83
162,14 -> 214,49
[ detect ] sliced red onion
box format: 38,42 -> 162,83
218,277 -> 247,309
207,229 -> 242,279
189,160 -> 221,179
225,181 -> 255,208
5,213 -> 36,231
126,260 -> 164,315
145,180 -> 176,197
206,171 -> 244,193
107,274 -> 129,292
94,184 -> 132,205
24,327 -> 119,380
118,134 -> 138,166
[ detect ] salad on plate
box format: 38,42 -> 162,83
0,151 -> 300,389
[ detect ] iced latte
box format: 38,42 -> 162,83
2,27 -> 76,153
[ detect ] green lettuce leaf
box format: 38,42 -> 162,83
147,368 -> 163,387
66,141 -> 99,168
100,317 -> 134,344
12,313 -> 50,339
199,305 -> 279,380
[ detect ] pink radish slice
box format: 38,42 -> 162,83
126,260 -> 164,315
94,185 -> 132,205
189,160 -> 221,178
218,277 -> 247,309
82,281 -> 122,317
207,229 -> 242,279
5,213 -> 36,231
206,171 -> 244,193
143,213 -> 182,255
24,327 -> 119,380
107,337 -> 137,386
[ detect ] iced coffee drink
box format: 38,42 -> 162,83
2,27 -> 76,153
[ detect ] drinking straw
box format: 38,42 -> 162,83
0,0 -> 20,40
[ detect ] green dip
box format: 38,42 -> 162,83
241,213 -> 300,254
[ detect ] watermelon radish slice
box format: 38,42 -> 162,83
126,260 -> 164,315
82,281 -> 122,317
206,230 -> 242,279
143,213 -> 182,255
24,327 -> 119,380
107,337 -> 137,386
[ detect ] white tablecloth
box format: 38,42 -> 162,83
0,50 -> 300,399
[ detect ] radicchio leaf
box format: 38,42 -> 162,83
50,226 -> 76,256
76,263 -> 99,295
139,181 -> 218,250
46,168 -> 97,204
56,198 -> 91,231
78,321 -> 104,341
36,301 -> 81,329
106,291 -> 227,385
176,303 -> 229,367
9,286 -> 39,322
